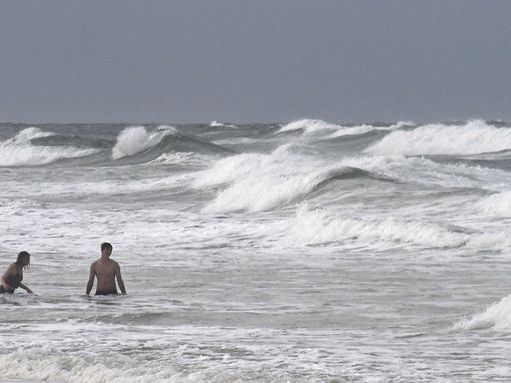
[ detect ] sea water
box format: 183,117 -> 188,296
1,120 -> 511,382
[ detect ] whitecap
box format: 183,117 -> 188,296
285,202 -> 468,248
455,294 -> 511,330
112,125 -> 178,160
365,120 -> 511,155
475,191 -> 511,217
0,128 -> 98,166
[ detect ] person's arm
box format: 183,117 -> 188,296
115,263 -> 127,295
18,283 -> 33,294
86,263 -> 96,295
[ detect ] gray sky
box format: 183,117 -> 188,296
1,0 -> 510,123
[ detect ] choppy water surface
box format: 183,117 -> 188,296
2,119 -> 511,382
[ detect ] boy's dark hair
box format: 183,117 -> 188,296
101,242 -> 113,251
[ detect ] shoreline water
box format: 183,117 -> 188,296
1,120 -> 511,382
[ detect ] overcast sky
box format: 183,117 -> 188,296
1,1 -> 510,123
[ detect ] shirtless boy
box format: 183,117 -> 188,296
86,242 -> 127,296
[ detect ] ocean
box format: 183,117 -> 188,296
1,119 -> 511,382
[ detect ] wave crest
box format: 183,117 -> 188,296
112,125 -> 178,160
475,192 -> 511,216
7,126 -> 55,144
286,202 -> 468,248
192,145 -> 368,213
365,120 -> 511,155
147,152 -> 210,167
279,119 -> 413,138
0,128 -> 98,166
279,119 -> 342,136
455,295 -> 511,330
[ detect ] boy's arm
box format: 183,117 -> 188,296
86,264 -> 96,295
115,263 -> 127,295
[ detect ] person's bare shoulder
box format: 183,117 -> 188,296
110,259 -> 120,268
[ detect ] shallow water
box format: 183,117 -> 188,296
2,120 -> 511,382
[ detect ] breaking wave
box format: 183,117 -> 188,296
147,152 -> 211,167
192,144 -> 382,213
279,119 -> 342,136
192,137 -> 511,214
112,125 -> 178,159
366,120 -> 511,155
209,120 -> 236,128
210,120 -> 225,127
475,191 -> 511,216
285,203 -> 511,250
279,119 -> 413,138
111,125 -> 234,164
456,294 -> 511,330
0,127 -> 98,166
7,126 -> 55,143
286,202 -> 468,248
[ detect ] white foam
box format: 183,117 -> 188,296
192,143 -> 351,213
7,126 -> 55,144
213,137 -> 260,145
210,120 -> 224,127
279,119 -> 342,136
388,121 -> 416,130
327,121 -> 414,138
279,119 -> 413,138
456,294 -> 511,330
475,192 -> 511,216
209,121 -> 237,128
285,202 -> 468,248
466,231 -> 511,251
0,172 -> 195,199
366,120 -> 511,155
327,124 -> 377,138
0,350 -> 182,383
192,139 -> 511,214
112,125 -> 178,160
0,128 -> 97,166
147,152 -> 210,167
282,202 -> 511,251
342,154 -> 511,192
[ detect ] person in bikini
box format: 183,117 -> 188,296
0,251 -> 33,294
86,242 -> 126,296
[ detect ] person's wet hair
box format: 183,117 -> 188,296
101,242 -> 113,251
16,251 -> 30,270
